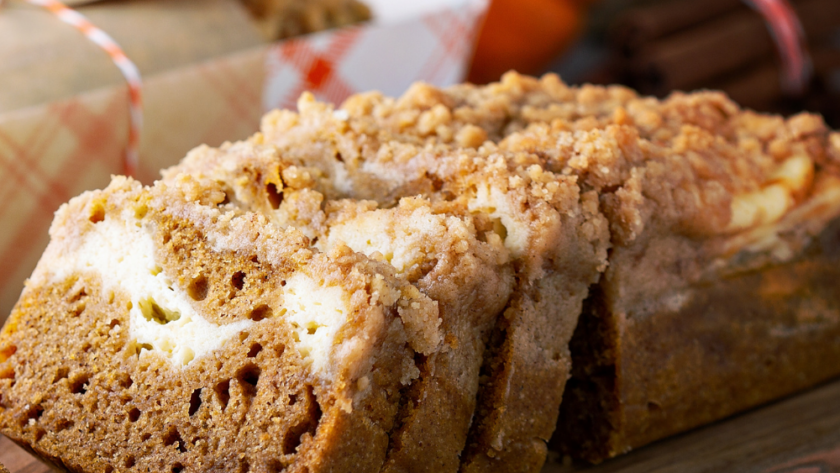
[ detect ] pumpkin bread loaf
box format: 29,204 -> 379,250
2,73 -> 840,473
164,129 -> 610,472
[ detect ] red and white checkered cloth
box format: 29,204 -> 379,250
0,0 -> 488,319
264,0 -> 487,110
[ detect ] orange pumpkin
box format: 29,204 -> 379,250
468,0 -> 586,84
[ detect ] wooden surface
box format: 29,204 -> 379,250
1,377 -> 839,472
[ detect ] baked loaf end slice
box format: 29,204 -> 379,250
283,71 -> 840,463
0,175 -> 440,472
495,97 -> 840,461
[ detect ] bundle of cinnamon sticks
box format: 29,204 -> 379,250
604,0 -> 840,122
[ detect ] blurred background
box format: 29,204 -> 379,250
468,0 -> 840,127
2,0 -> 840,323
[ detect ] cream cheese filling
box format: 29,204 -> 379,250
320,209 -> 444,276
45,206 -> 358,378
727,155 -> 814,233
468,183 -> 530,258
283,273 -> 359,376
47,208 -> 253,366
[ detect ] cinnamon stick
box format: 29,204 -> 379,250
610,0 -> 743,56
717,61 -> 782,111
629,0 -> 840,96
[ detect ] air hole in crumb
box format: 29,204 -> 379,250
125,456 -> 136,468
89,203 -> 105,223
250,255 -> 260,264
105,466 -> 114,473
109,319 -> 120,330
280,280 -> 286,287
267,460 -> 284,473
239,460 -> 250,473
281,421 -> 311,455
55,418 -> 74,432
117,374 -> 133,389
0,344 -> 16,361
164,428 -> 187,453
281,386 -> 321,455
215,380 -> 230,410
172,464 -> 184,473
237,364 -> 261,398
139,298 -> 180,324
491,218 -> 508,241
231,272 -> 246,291
239,332 -> 250,342
70,374 -> 90,394
136,342 -> 154,357
34,428 -> 46,442
275,344 -> 286,358
140,432 -> 151,442
188,275 -> 210,301
248,305 -> 272,322
70,303 -> 86,318
647,401 -> 662,413
189,389 -> 202,416
27,404 -> 44,421
128,408 -> 141,422
266,183 -> 283,209
69,288 -> 87,303
247,343 -> 263,358
288,394 -> 297,405
53,367 -> 69,384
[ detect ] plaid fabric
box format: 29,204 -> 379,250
0,47 -> 266,320
263,0 -> 487,110
0,88 -> 127,319
0,1 -> 488,322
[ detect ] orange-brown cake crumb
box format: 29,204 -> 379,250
252,73 -> 840,467
168,94 -> 612,471
4,72 -> 840,472
0,175 -> 439,472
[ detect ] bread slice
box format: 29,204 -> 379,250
500,97 -> 840,461
4,72 -> 839,472
0,175 -> 440,472
165,141 -> 523,472
255,73 -> 840,464
167,92 -> 611,471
